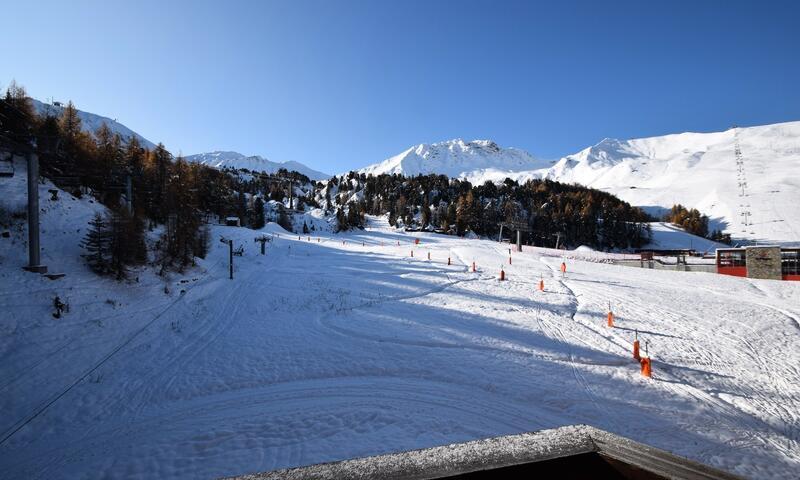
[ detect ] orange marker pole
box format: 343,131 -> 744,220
640,340 -> 651,377
538,279 -> 544,291
641,357 -> 652,378
499,267 -> 505,281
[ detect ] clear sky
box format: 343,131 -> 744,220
4,0 -> 800,174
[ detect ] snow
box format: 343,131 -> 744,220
646,222 -> 728,253
185,151 -> 330,180
1,172 -> 799,478
357,139 -> 549,180
357,122 -> 800,245
31,99 -> 156,150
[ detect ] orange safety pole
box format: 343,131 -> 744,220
640,340 -> 651,377
641,357 -> 652,378
633,333 -> 640,361
499,267 -> 505,281
538,279 -> 544,291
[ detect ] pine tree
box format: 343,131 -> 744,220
251,197 -> 266,229
81,213 -> 112,274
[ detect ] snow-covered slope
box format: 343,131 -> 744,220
538,122 -> 800,244
358,139 -> 549,180
31,99 -> 156,149
2,210 -> 799,479
185,151 -> 329,180
358,122 -> 800,244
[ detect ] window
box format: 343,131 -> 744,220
718,250 -> 745,267
782,250 -> 800,276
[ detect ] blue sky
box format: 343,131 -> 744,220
4,0 -> 799,174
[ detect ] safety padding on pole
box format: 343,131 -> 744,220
538,279 -> 544,291
415,238 -> 420,245
607,311 -> 614,328
499,267 -> 505,281
472,261 -> 477,272
640,357 -> 652,378
633,340 -> 640,361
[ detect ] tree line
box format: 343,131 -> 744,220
324,171 -> 653,250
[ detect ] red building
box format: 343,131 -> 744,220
716,247 -> 800,281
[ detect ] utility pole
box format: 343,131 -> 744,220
24,153 -> 47,274
220,237 -> 233,279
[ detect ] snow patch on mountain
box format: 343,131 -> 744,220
185,151 -> 329,180
358,139 -> 549,180
31,99 -> 155,149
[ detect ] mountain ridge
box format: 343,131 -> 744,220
356,121 -> 800,243
184,151 -> 330,180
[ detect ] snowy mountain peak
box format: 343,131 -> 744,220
359,138 -> 548,179
184,151 -> 330,180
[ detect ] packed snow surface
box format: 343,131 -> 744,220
1,172 -> 798,478
358,122 -> 800,244
185,151 -> 330,180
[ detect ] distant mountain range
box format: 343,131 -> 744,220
357,139 -> 550,179
358,122 -> 800,244
183,151 -> 329,180
30,99 -> 329,180
31,97 -> 798,243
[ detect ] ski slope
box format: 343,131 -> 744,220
357,122 -> 800,245
1,213 -> 799,478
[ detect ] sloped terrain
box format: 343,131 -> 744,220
1,186 -> 798,478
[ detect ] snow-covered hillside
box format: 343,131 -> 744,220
31,99 -> 156,149
185,151 -> 329,180
2,169 -> 799,479
358,139 -> 549,180
539,122 -> 800,245
358,122 -> 800,244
